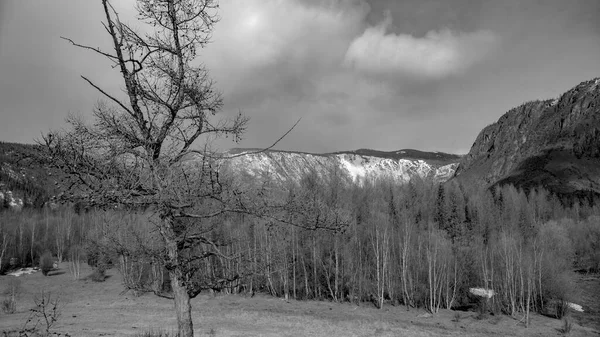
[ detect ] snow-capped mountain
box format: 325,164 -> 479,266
222,149 -> 461,184
0,141 -> 461,212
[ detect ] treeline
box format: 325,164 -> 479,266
231,175 -> 600,316
0,209 -> 94,272
1,172 -> 599,319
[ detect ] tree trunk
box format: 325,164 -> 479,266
312,235 -> 318,299
30,220 -> 36,266
170,270 -> 194,337
162,216 -> 194,337
19,222 -> 24,266
45,209 -> 50,252
0,233 -> 8,273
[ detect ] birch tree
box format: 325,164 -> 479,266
0,220 -> 10,272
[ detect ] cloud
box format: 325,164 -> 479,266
207,0 -> 368,71
343,11 -> 499,79
202,0 -> 373,111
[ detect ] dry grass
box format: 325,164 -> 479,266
1,264 -> 598,337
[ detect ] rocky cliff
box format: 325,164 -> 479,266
455,78 -> 600,200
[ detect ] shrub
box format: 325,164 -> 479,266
1,297 -> 16,314
89,265 -> 106,282
31,290 -> 62,335
475,297 -> 490,320
85,243 -> 113,269
40,251 -> 55,276
9,290 -> 69,337
2,278 -> 21,314
560,316 -> 573,334
68,245 -> 85,280
87,247 -> 111,282
555,300 -> 570,319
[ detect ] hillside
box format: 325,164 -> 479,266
0,141 -> 57,209
454,78 -> 600,202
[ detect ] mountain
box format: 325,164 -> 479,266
454,77 -> 600,202
223,149 -> 461,184
0,142 -> 461,211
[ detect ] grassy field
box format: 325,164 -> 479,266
1,264 -> 598,337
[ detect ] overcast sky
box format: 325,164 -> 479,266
1,0 -> 599,154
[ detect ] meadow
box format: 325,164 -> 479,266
1,263 -> 598,336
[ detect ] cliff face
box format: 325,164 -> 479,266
455,78 -> 600,199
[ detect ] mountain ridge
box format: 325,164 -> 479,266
0,143 -> 462,210
221,149 -> 460,184
228,147 -> 461,165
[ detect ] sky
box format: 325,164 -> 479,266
0,0 -> 599,154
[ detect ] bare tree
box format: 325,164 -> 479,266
68,245 -> 84,280
55,209 -> 74,264
43,0 -> 246,335
0,220 -> 10,272
30,216 -> 36,266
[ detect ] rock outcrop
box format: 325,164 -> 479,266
455,78 -> 600,200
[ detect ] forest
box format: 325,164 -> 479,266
2,169 -> 599,321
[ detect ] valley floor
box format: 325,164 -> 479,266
1,264 -> 598,337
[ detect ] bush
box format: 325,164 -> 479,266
68,245 -> 85,280
86,245 -> 111,282
555,299 -> 570,319
89,266 -> 106,282
1,297 -> 16,314
9,290 -> 69,337
85,243 -> 113,269
560,316 -> 573,334
2,290 -> 68,337
2,278 -> 21,314
40,251 -> 55,276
